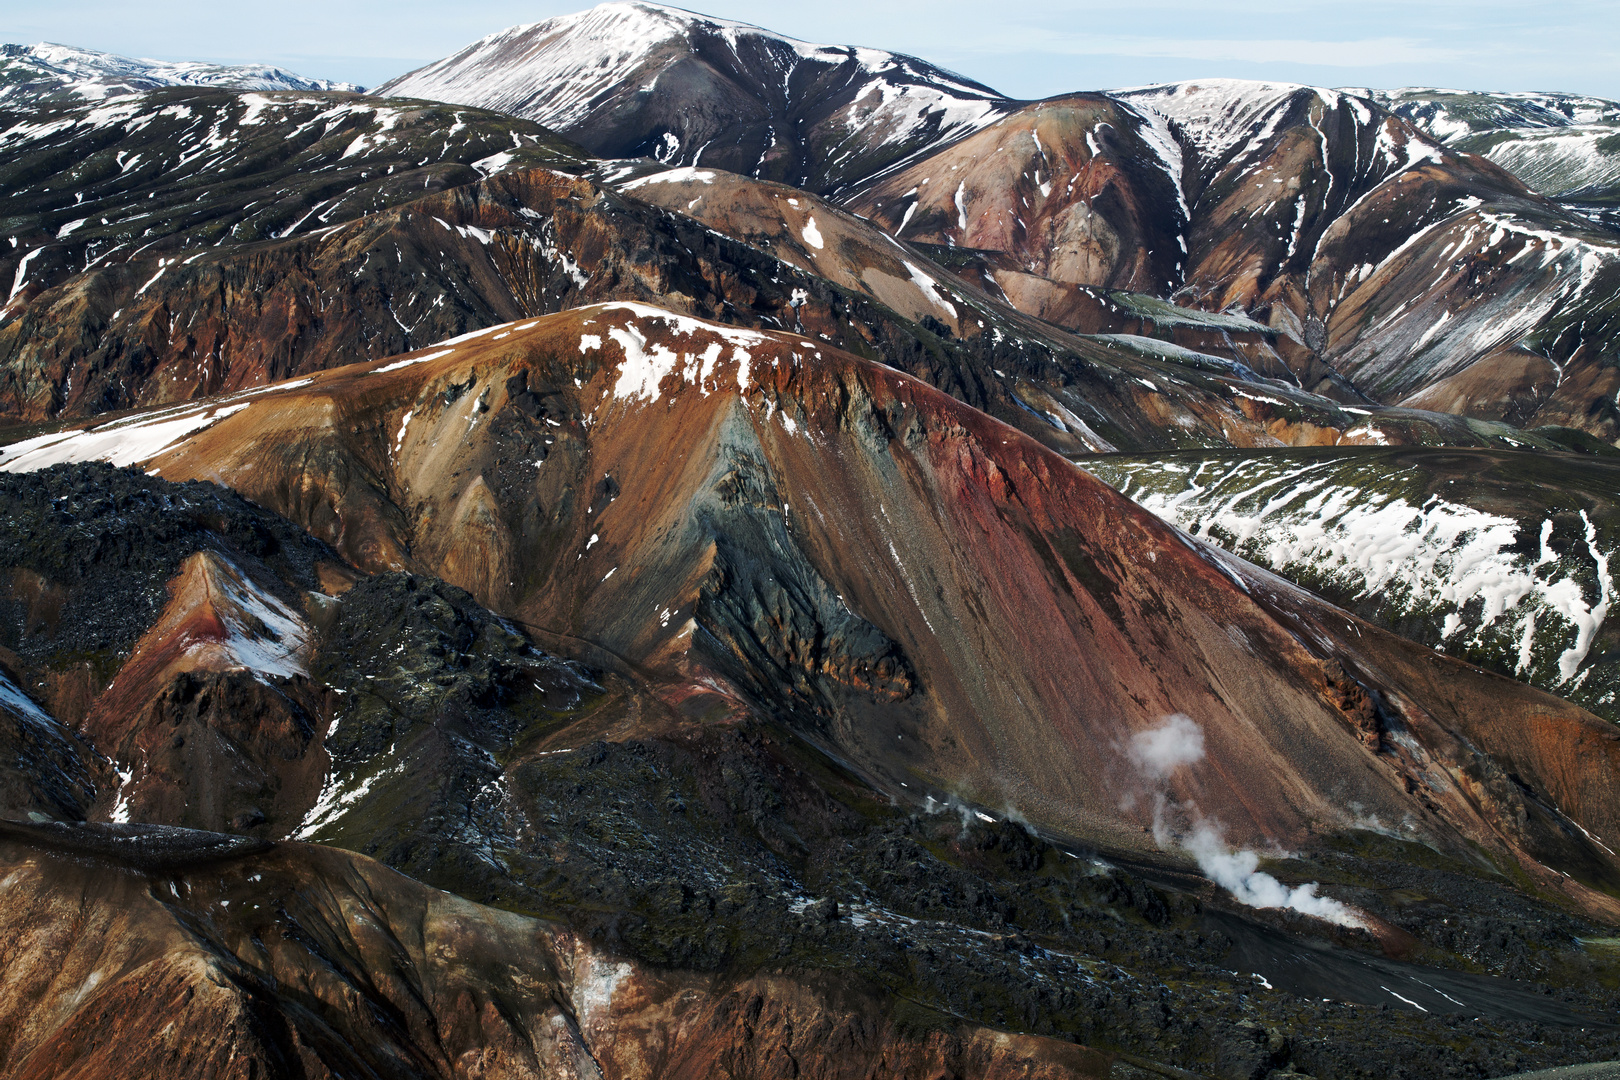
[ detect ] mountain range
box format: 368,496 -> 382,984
0,42 -> 360,106
3,4 -> 1620,1078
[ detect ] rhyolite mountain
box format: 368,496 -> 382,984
3,304 -> 1618,901
4,6 -> 1620,1079
3,313 -> 1620,1074
0,42 -> 360,107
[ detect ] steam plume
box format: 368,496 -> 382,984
1129,715 -> 1364,929
1128,713 -> 1205,779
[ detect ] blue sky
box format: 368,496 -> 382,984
4,0 -> 1617,99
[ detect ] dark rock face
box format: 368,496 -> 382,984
98,669 -> 325,835
0,820 -> 1128,1080
0,697 -> 94,822
693,431 -> 915,716
304,571 -> 598,866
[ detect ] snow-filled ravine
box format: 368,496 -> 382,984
1087,452 -> 1620,719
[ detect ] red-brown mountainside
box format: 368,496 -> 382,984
0,820 -> 1109,1080
78,550 -> 333,834
0,464 -> 357,839
849,81 -> 1620,439
12,304 -> 1618,903
3,381 -> 1620,1074
849,95 -> 1186,296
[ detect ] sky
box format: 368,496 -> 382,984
3,0 -> 1617,100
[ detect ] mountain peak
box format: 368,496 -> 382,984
376,3 -> 1006,193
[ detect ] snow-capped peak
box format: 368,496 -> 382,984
378,1 -> 1002,127
375,1 -> 1007,193
0,42 -> 361,106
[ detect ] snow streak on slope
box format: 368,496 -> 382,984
1118,79 -> 1447,183
1096,455 -> 1619,711
0,375 -> 316,472
192,553 -> 313,680
1477,128 -> 1620,199
0,42 -> 359,106
0,402 -> 252,472
1119,80 -> 1317,168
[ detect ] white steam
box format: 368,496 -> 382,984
1183,820 -> 1363,926
1130,715 -> 1365,929
1128,713 -> 1205,779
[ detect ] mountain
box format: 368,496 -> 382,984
849,80 -> 1620,441
1370,88 -> 1620,230
0,86 -> 593,418
3,322 -> 1620,1071
374,15 -> 1620,440
0,42 -> 360,107
1370,88 -> 1620,142
374,1 -> 1009,196
7,304 -> 1619,893
593,162 -> 1564,456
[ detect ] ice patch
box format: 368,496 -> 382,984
586,303 -> 767,403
